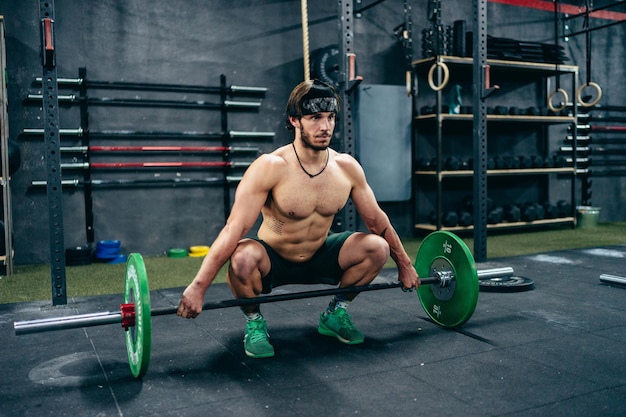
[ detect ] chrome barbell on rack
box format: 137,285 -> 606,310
14,231 -> 514,378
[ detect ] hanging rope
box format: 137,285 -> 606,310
577,0 -> 602,107
301,0 -> 311,81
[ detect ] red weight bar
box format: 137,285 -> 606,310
591,126 -> 626,132
60,145 -> 258,153
61,161 -> 251,169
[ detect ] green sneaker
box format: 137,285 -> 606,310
244,318 -> 275,358
318,308 -> 364,345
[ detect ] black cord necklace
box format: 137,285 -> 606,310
292,141 -> 329,178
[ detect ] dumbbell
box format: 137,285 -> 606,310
457,210 -> 473,227
553,155 -> 568,167
556,200 -> 572,217
543,202 -> 558,219
518,156 -> 532,169
467,158 -> 496,170
528,202 -> 545,220
503,204 -> 521,222
521,204 -> 537,222
501,156 -> 515,169
508,156 -> 520,169
445,156 -> 462,170
525,106 -> 540,116
429,211 -> 459,227
530,155 -> 544,168
487,206 -> 503,224
543,156 -> 554,168
494,105 -> 509,115
493,156 -> 506,169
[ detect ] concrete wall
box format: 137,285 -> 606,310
1,0 -> 624,265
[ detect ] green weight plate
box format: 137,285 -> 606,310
124,253 -> 152,378
416,231 -> 479,328
167,248 -> 188,258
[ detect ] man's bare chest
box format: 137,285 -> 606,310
269,177 -> 351,218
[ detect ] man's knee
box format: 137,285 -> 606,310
229,240 -> 267,282
345,233 -> 390,268
365,234 -> 390,266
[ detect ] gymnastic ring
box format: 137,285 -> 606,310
547,88 -> 569,113
427,62 -> 450,92
577,82 -> 602,108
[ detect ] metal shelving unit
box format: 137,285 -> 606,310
412,56 -> 578,233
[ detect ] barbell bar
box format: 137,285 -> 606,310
30,176 -> 244,188
59,145 -> 258,153
14,231 -> 513,378
22,127 -> 276,139
60,161 -> 252,170
34,76 -> 268,94
14,267 -> 511,336
27,94 -> 262,109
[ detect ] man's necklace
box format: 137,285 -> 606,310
292,142 -> 329,178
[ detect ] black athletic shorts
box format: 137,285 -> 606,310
251,231 -> 354,294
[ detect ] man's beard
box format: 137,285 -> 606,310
300,127 -> 331,152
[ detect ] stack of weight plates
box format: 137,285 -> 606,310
65,245 -> 93,266
95,240 -> 126,263
188,245 -> 210,257
167,248 -> 188,258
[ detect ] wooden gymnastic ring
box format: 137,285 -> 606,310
577,82 -> 602,108
547,88 -> 568,113
427,62 -> 450,92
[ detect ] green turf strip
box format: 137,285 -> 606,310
1,222 -> 624,304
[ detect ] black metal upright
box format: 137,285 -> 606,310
220,74 -> 231,221
78,67 -> 94,244
39,0 -> 67,304
472,0 -> 488,261
335,0 -> 359,232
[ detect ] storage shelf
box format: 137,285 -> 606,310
415,114 -> 576,123
414,217 -> 575,232
415,167 -> 575,177
412,56 -> 578,75
411,54 -> 578,235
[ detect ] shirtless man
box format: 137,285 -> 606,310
177,79 -> 419,358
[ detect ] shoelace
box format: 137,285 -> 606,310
334,309 -> 356,330
247,322 -> 269,343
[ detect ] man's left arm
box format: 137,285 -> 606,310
345,156 -> 419,289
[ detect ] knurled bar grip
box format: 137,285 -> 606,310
14,267 -> 513,336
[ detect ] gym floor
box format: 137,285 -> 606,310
1,244 -> 625,416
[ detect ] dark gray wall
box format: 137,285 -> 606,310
1,0 -> 624,265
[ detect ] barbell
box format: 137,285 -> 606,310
14,231 -> 513,379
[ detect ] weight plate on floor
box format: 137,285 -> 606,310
188,251 -> 208,258
479,275 -> 535,292
167,248 -> 188,258
97,240 -> 121,249
189,245 -> 210,254
124,253 -> 152,378
416,231 -> 479,328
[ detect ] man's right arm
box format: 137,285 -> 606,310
177,154 -> 285,318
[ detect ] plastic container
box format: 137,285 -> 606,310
576,206 -> 601,229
